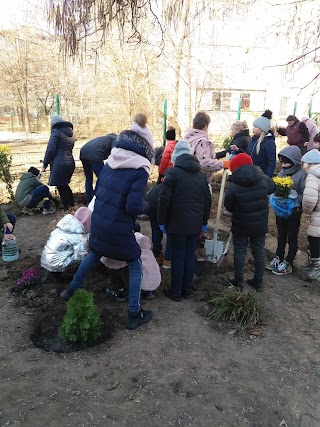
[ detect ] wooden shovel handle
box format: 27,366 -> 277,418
214,168 -> 228,238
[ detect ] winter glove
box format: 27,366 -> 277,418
202,224 -> 208,233
159,224 -> 167,235
223,160 -> 230,169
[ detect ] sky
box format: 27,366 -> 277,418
0,0 -> 46,29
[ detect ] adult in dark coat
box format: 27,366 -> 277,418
224,153 -> 276,291
277,115 -> 309,155
158,140 -> 212,300
42,115 -> 75,210
246,110 -> 276,177
216,121 -> 250,159
60,130 -> 154,331
80,133 -> 117,204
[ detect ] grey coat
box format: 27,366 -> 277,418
278,145 -> 306,204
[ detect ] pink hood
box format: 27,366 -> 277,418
100,232 -> 161,291
107,147 -> 151,175
185,128 -> 222,179
74,207 -> 92,233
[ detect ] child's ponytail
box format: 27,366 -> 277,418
256,131 -> 266,155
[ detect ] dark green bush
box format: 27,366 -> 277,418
208,288 -> 264,328
59,289 -> 102,346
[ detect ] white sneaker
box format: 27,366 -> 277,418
42,207 -> 56,215
266,256 -> 280,271
272,260 -> 293,276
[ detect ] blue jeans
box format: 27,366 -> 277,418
127,258 -> 142,312
233,233 -> 265,284
169,233 -> 198,296
150,220 -> 171,260
69,250 -> 142,312
27,185 -> 51,209
81,159 -> 104,204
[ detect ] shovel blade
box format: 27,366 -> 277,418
204,239 -> 224,263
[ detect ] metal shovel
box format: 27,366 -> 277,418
205,168 -> 232,264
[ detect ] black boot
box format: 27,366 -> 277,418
246,278 -> 263,292
127,308 -> 153,330
163,288 -> 182,302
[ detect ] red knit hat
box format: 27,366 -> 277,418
230,153 -> 253,172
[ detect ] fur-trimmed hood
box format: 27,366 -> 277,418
107,147 -> 151,175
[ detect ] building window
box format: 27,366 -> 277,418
221,92 -> 231,111
212,91 -> 231,111
241,92 -> 250,110
280,97 -> 288,117
212,92 -> 221,110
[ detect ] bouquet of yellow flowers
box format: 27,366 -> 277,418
272,176 -> 293,198
270,176 -> 299,218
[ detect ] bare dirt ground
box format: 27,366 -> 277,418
1,208 -> 320,427
1,137 -> 320,427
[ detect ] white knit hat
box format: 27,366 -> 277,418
131,122 -> 154,147
301,149 -> 320,164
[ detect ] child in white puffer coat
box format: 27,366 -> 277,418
41,207 -> 92,274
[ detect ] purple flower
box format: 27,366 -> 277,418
17,268 -> 40,288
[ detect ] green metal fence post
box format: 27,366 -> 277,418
55,93 -> 60,115
163,99 -> 167,146
237,97 -> 242,120
308,98 -> 312,118
293,101 -> 297,116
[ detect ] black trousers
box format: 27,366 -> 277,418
276,214 -> 301,264
56,185 -> 75,210
233,233 -> 265,285
308,236 -> 320,258
109,267 -> 129,289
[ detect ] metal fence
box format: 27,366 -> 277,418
0,137 -> 162,203
0,110 -> 165,143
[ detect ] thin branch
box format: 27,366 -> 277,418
296,73 -> 320,95
263,46 -> 320,69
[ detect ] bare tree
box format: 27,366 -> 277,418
264,0 -> 320,92
47,0 -> 165,58
0,29 -> 65,131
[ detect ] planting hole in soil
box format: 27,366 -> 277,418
31,307 -> 114,353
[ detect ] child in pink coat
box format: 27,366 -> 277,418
185,111 -> 223,180
101,228 -> 161,301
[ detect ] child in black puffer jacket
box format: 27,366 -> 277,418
224,153 -> 276,292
